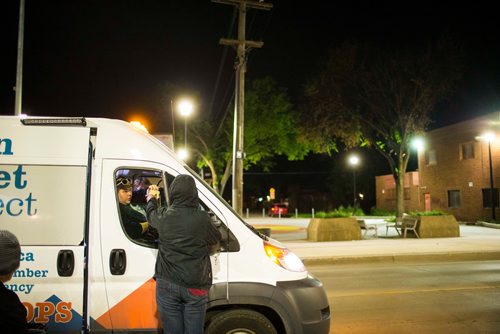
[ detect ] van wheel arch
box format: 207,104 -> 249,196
205,308 -> 278,334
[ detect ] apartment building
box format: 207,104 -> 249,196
376,112 -> 500,221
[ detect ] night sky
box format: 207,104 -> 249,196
2,1 -> 500,128
1,1 -> 500,208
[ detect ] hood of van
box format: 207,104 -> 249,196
169,174 -> 199,208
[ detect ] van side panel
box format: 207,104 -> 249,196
1,121 -> 91,332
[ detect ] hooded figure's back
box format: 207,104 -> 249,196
146,174 -> 221,289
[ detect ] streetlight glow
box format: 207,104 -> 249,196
129,121 -> 149,133
349,155 -> 359,166
177,148 -> 189,161
178,100 -> 194,117
412,137 -> 424,150
482,132 -> 496,143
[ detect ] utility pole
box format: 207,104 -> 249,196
212,0 -> 273,215
14,0 -> 25,116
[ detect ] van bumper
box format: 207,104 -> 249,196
273,275 -> 331,334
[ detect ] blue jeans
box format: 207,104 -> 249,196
156,278 -> 208,334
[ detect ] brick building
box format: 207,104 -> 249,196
376,112 -> 500,221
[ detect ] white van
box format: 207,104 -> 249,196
0,116 -> 330,334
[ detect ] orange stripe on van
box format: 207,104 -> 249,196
95,278 -> 160,329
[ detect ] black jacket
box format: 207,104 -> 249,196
0,281 -> 28,334
146,174 -> 221,290
119,203 -> 146,239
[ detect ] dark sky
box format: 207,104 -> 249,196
2,1 -> 500,133
2,1 -> 500,208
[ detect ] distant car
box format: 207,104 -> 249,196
268,203 -> 289,217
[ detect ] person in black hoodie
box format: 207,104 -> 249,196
0,230 -> 28,333
146,174 -> 221,334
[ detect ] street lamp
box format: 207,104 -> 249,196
177,99 -> 193,160
412,137 -> 424,152
481,132 -> 496,221
348,154 -> 360,208
412,137 -> 425,210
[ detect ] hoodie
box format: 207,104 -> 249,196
146,174 -> 221,289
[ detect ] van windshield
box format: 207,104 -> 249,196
185,165 -> 268,240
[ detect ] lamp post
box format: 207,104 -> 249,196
412,137 -> 425,210
348,154 -> 360,208
482,132 -> 496,221
177,99 -> 193,160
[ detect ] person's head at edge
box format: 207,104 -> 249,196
0,230 -> 21,283
169,174 -> 198,207
116,177 -> 133,205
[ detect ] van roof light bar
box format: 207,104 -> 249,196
21,117 -> 87,126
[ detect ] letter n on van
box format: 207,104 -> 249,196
0,138 -> 13,155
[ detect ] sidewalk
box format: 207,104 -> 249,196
246,217 -> 500,265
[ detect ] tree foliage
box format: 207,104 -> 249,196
191,76 -> 309,195
301,38 -> 463,216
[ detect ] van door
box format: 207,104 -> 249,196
95,160 -> 165,331
2,164 -> 89,333
96,160 -> 229,331
1,122 -> 91,333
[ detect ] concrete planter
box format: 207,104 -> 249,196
307,217 -> 361,242
416,215 -> 460,238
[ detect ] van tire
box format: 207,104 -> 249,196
205,309 -> 277,334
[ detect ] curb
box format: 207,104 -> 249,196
301,251 -> 500,266
476,221 -> 500,229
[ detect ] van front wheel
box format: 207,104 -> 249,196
205,309 -> 277,334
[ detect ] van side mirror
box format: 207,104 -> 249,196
208,212 -> 240,252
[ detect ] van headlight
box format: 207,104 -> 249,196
263,240 -> 306,272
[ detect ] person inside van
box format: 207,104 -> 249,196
132,176 -> 151,207
145,175 -> 221,334
116,177 -> 150,239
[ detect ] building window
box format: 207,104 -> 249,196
447,190 -> 461,208
425,149 -> 437,166
482,188 -> 499,208
404,188 -> 411,200
460,142 -> 475,160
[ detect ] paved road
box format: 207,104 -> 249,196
308,260 -> 500,334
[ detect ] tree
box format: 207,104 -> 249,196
301,39 -> 462,217
191,77 -> 309,195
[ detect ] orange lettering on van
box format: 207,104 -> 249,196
55,301 -> 72,323
35,302 -> 55,322
22,302 -> 35,322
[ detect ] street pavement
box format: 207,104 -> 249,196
245,216 -> 500,265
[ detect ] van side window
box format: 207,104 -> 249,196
198,199 -> 240,252
115,168 -> 169,248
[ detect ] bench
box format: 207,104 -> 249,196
357,219 -> 378,238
